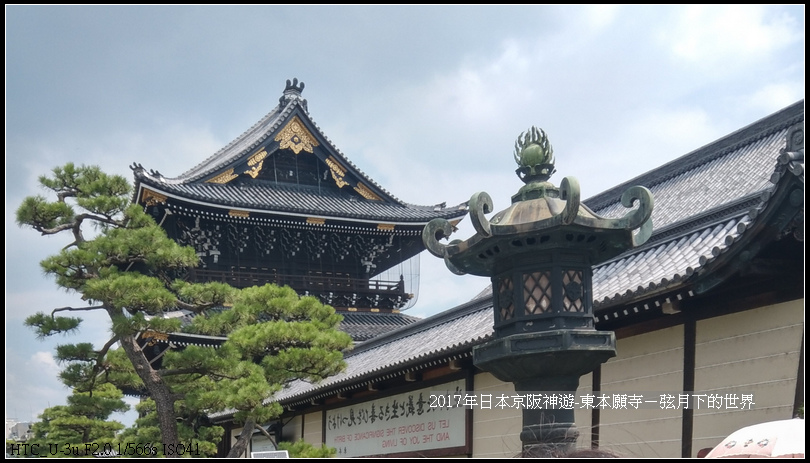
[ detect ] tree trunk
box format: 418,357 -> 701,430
118,331 -> 181,457
227,417 -> 256,458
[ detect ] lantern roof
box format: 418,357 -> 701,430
422,127 -> 654,277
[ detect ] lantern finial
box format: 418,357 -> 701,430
514,126 -> 555,183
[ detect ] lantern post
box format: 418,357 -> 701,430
423,127 -> 654,456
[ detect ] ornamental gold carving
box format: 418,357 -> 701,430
206,168 -> 238,184
325,156 -> 349,188
275,116 -> 319,154
354,183 -> 382,201
306,217 -> 326,225
141,189 -> 167,206
228,209 -> 250,218
142,330 -> 169,347
244,161 -> 264,178
248,150 -> 268,166
377,223 -> 395,231
243,149 -> 268,178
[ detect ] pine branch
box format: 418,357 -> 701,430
33,212 -> 123,236
89,336 -> 121,389
254,423 -> 277,444
159,367 -> 208,377
52,305 -> 106,317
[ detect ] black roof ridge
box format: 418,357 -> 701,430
343,295 -> 493,359
182,102 -> 294,183
584,100 -> 805,212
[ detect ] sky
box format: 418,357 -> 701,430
5,5 -> 805,429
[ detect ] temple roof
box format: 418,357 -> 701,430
338,311 -> 422,343
132,78 -> 467,225
136,181 -> 467,224
166,307 -> 422,345
204,99 -> 803,412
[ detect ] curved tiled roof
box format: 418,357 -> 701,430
135,180 -> 468,223
278,299 -> 493,404
171,307 -> 422,344
339,311 -> 422,342
590,130 -> 787,230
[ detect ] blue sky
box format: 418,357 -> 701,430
6,5 -> 804,428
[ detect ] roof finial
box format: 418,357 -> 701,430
280,78 -> 307,111
284,77 -> 305,94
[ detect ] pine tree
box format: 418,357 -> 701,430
27,383 -> 129,457
17,163 -> 352,457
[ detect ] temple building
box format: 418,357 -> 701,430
132,78 -> 467,342
208,99 -> 803,458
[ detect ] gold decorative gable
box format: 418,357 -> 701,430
354,183 -> 382,201
206,168 -> 238,184
325,156 -> 349,188
228,209 -> 250,218
244,149 -> 268,179
141,188 -> 167,206
275,116 -> 319,154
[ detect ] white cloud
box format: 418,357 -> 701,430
745,82 -> 806,115
584,5 -> 621,30
665,5 -> 802,65
31,351 -> 59,369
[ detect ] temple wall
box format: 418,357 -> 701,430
281,414 -> 302,442
599,325 -> 685,458
303,411 -> 323,446
692,299 -> 803,456
470,372 -> 521,458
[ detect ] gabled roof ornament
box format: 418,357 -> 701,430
279,77 -> 308,112
284,77 -> 305,94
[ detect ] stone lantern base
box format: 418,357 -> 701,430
473,330 -> 616,451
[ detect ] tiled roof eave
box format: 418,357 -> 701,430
278,339 -> 489,409
136,179 -> 468,224
596,192 -> 762,269
593,156 -> 803,311
207,331 -> 492,422
689,155 -> 804,294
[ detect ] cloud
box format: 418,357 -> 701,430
584,5 -> 621,30
664,5 -> 802,66
745,82 -> 806,115
31,351 -> 59,370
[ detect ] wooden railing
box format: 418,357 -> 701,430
188,268 -> 406,295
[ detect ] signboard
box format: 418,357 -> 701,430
251,450 -> 289,458
325,379 -> 466,457
251,434 -> 276,454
